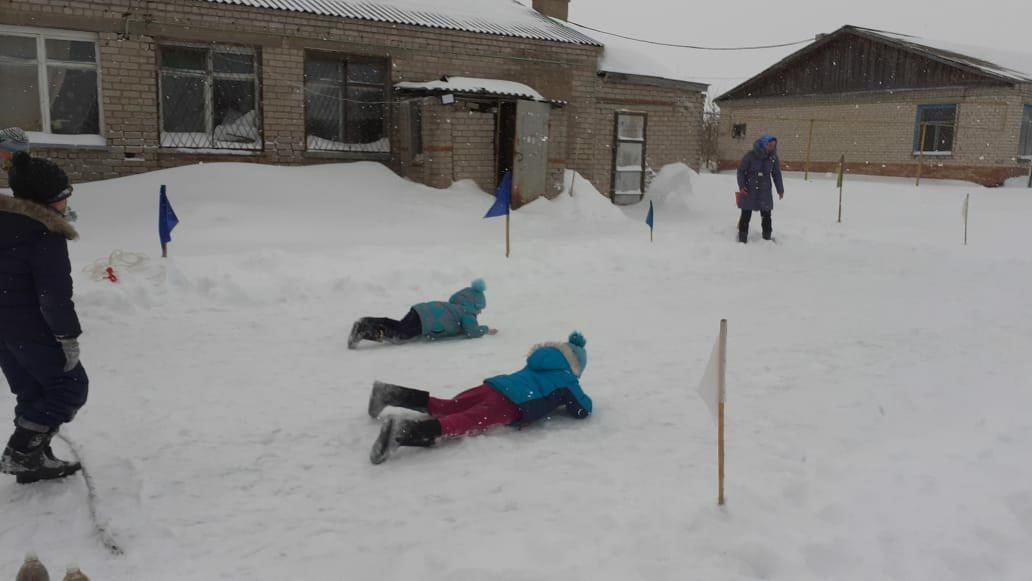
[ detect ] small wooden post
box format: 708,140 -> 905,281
717,319 -> 727,506
916,123 -> 928,187
963,193 -> 970,246
837,154 -> 845,224
161,243 -> 168,258
1026,162 -> 1031,188
804,119 -> 815,181
505,213 -> 511,258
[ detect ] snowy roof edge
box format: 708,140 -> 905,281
201,0 -> 602,46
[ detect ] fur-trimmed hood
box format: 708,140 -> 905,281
526,342 -> 584,378
0,194 -> 78,240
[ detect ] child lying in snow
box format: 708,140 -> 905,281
347,278 -> 497,349
368,331 -> 592,464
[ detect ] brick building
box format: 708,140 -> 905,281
0,0 -> 706,206
716,26 -> 1032,186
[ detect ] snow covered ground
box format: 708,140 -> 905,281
2,162 -> 1032,580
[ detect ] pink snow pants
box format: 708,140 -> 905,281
427,384 -> 520,437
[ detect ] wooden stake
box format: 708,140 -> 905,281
837,154 -> 845,224
804,119 -> 815,181
505,212 -> 510,258
161,243 -> 168,258
964,193 -> 970,246
916,123 -> 928,187
1026,162 -> 1031,189
717,319 -> 727,506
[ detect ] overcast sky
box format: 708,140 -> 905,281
519,0 -> 1032,98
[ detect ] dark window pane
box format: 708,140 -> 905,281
161,73 -> 206,133
44,39 -> 96,63
305,84 -> 342,145
1020,106 -> 1032,157
214,51 -> 255,75
305,57 -> 341,84
213,78 -> 258,144
0,35 -> 37,60
348,61 -> 386,84
161,46 -> 207,71
0,62 -> 42,130
920,105 -> 956,124
346,86 -> 386,144
935,126 -> 954,151
47,66 -> 99,134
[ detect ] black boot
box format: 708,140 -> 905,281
370,417 -> 442,465
738,230 -> 748,244
1,422 -> 81,484
368,381 -> 430,418
348,318 -> 383,349
762,231 -> 773,241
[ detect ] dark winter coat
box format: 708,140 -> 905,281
0,195 -> 82,341
737,135 -> 785,212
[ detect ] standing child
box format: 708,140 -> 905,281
348,278 -> 496,348
368,331 -> 592,464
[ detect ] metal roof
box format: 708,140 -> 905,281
203,0 -> 601,46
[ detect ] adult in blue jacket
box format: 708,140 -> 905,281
368,331 -> 592,464
0,152 -> 87,484
737,133 -> 785,243
347,279 -> 496,349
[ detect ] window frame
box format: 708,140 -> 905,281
157,42 -> 263,151
732,123 -> 747,140
1020,104 -> 1032,159
913,104 -> 958,155
611,111 -> 648,205
0,24 -> 104,144
303,51 -> 391,154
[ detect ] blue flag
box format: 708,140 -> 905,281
646,200 -> 654,230
484,172 -> 512,218
159,185 -> 179,245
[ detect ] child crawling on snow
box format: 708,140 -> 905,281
348,278 -> 497,349
368,331 -> 592,464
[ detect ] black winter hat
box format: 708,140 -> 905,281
7,152 -> 73,205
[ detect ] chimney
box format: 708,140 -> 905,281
533,0 -> 570,21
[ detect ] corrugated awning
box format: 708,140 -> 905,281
395,76 -> 566,105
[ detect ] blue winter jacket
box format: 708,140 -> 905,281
485,344 -> 592,425
411,301 -> 488,340
0,195 -> 82,341
737,134 -> 785,212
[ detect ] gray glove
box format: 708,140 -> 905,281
58,337 -> 80,372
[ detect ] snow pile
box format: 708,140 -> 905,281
2,162 -> 1032,580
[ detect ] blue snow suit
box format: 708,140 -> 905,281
485,342 -> 592,425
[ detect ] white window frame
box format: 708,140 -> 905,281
0,24 -> 105,147
158,43 -> 262,151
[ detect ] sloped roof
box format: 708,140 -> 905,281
203,0 -> 600,46
717,25 -> 1032,102
859,27 -> 1032,83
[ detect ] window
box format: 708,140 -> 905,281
304,52 -> 389,153
1020,105 -> 1032,158
914,104 -> 957,154
732,123 -> 747,139
159,45 -> 261,150
612,112 -> 647,204
0,27 -> 101,138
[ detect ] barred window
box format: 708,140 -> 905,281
0,27 -> 101,137
304,53 -> 389,153
159,45 -> 261,150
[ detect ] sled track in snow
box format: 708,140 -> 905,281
56,434 -> 124,556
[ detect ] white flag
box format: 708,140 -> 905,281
696,334 -> 724,422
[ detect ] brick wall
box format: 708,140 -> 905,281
582,80 -> 705,197
718,85 -> 1032,185
1,0 -> 703,203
